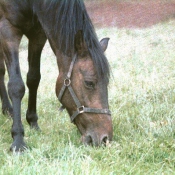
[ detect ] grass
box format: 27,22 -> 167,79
1,20 -> 175,174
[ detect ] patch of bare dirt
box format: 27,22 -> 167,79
85,1 -> 175,28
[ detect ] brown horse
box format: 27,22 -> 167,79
0,0 -> 113,152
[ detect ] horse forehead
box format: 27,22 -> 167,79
79,59 -> 95,70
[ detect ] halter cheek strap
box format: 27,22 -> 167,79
58,54 -> 111,123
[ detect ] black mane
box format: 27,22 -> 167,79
37,0 -> 110,83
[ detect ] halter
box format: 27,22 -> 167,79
58,54 -> 111,123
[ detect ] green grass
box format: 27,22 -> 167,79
1,20 -> 175,174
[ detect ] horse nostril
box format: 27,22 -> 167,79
85,135 -> 93,146
83,134 -> 110,147
101,135 -> 109,146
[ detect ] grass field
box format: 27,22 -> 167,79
1,20 -> 175,174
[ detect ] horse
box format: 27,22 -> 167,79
0,0 -> 113,152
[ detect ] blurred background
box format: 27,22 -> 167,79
85,0 -> 175,28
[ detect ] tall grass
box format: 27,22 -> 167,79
1,20 -> 175,174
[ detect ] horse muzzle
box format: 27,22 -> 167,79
81,130 -> 112,147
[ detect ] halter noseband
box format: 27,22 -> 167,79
58,54 -> 111,123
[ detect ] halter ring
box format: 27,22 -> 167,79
77,106 -> 85,114
64,78 -> 71,86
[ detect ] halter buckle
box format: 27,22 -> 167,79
64,78 -> 71,86
77,106 -> 85,114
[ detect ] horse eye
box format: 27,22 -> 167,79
85,81 -> 95,89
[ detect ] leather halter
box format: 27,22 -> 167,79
58,54 -> 111,123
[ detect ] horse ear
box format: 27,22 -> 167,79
100,38 -> 110,52
74,30 -> 87,54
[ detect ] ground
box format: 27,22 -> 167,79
85,0 -> 175,28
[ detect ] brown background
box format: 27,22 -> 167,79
85,0 -> 175,28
